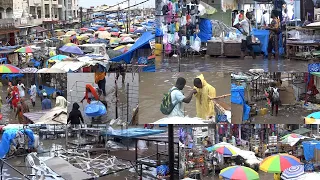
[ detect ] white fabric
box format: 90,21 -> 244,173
168,87 -> 185,117
233,14 -> 240,26
17,83 -> 25,97
30,85 -> 37,102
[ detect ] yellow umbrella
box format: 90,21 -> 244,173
66,31 -> 77,36
56,31 -> 65,36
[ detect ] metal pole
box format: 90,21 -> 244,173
80,7 -> 83,28
115,80 -> 118,119
0,159 -> 32,180
168,124 -> 174,180
127,83 -> 129,126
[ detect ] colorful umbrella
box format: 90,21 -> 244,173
260,154 -> 301,173
281,133 -> 303,140
59,45 -> 84,55
281,165 -> 304,180
0,64 -> 21,73
97,31 -> 111,39
206,145 -> 237,156
114,45 -> 130,53
305,111 -> 320,124
220,166 -> 260,180
111,32 -> 120,37
14,46 -> 33,53
80,27 -> 88,31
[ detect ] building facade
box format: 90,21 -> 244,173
0,0 -> 79,45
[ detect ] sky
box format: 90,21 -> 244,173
78,0 -> 155,8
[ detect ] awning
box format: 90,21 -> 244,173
33,26 -> 48,32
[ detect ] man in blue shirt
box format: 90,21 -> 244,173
41,93 -> 52,110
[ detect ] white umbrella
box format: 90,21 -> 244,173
281,165 -> 305,180
37,68 -> 65,73
152,116 -> 209,124
297,172 -> 320,180
19,67 -> 38,73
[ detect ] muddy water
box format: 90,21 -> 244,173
156,56 -> 309,72
67,73 -> 139,124
139,72 -> 231,124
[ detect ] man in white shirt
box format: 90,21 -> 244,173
168,77 -> 196,117
55,92 -> 67,108
239,12 -> 255,59
233,10 -> 244,27
30,82 -> 37,107
17,80 -> 26,98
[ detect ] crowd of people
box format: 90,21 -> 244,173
1,79 -> 67,124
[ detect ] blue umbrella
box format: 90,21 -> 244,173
281,165 -> 304,180
306,111 -> 320,119
59,45 -> 84,55
134,29 -> 146,34
90,27 -> 99,31
93,39 -> 109,44
110,28 -> 119,32
107,23 -> 115,27
49,55 -> 69,60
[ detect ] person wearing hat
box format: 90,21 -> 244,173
41,92 -> 52,110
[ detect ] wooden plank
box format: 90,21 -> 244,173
45,157 -> 92,180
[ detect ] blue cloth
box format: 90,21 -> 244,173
302,141 -> 320,161
252,29 -> 284,56
231,84 -> 245,105
0,58 -> 8,63
309,63 -> 320,72
1,73 -> 24,80
110,32 -> 155,64
0,128 -> 35,159
41,98 -> 52,110
198,18 -> 212,42
105,128 -> 166,138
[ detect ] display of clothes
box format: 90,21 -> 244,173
156,0 -> 201,54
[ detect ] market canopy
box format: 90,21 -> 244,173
110,31 -> 154,64
33,26 -> 48,32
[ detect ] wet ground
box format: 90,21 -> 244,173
251,104 -> 310,124
204,172 -> 273,180
139,72 -> 230,124
67,73 -> 139,124
0,85 -> 55,124
156,56 -> 309,72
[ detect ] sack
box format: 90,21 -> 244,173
191,36 -> 201,52
160,88 -> 178,115
272,88 -> 280,102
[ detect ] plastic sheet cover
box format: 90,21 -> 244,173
302,141 -> 320,161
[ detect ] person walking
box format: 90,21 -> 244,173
94,64 -> 107,97
16,98 -> 30,124
267,11 -> 280,60
268,82 -> 280,116
17,80 -> 26,98
239,12 -> 256,59
67,102 -> 84,124
29,82 -> 37,107
41,93 -> 52,110
55,92 -> 67,108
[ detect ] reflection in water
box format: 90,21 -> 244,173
156,56 -> 308,72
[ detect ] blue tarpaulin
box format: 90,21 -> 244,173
110,32 -> 155,64
105,128 -> 166,138
198,18 -> 212,42
302,141 -> 320,161
1,74 -> 24,80
252,29 -> 284,56
231,84 -> 250,121
0,128 -> 34,159
0,58 -> 7,63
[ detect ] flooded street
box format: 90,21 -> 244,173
67,73 -> 139,124
251,105 -> 309,124
0,85 -> 55,124
156,56 -> 309,72
139,72 -> 231,124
